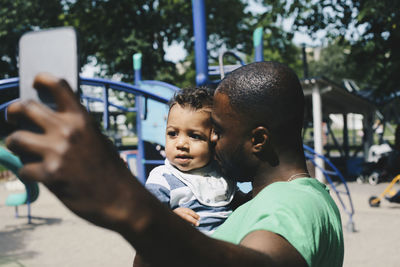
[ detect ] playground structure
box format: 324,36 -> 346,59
0,147 -> 39,224
0,61 -> 178,184
0,62 -> 178,221
0,0 -> 358,230
191,0 -> 356,229
304,145 -> 355,231
369,174 -> 400,207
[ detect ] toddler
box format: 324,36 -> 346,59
145,87 -> 236,235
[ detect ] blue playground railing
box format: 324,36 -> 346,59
0,76 -> 179,184
303,144 -> 355,232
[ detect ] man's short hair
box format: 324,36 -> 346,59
169,87 -> 214,110
217,61 -> 304,144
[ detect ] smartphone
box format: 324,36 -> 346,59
19,27 -> 79,110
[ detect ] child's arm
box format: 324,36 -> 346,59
173,207 -> 200,226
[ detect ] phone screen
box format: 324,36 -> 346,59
19,27 -> 78,110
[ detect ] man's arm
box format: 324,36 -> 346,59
6,73 -> 306,267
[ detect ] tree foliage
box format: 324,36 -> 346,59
4,0 -> 397,97
0,0 -> 64,110
248,4 -> 303,77
258,0 -> 400,95
0,0 -> 305,88
307,40 -> 355,82
0,0 -> 253,86
0,0 -> 64,78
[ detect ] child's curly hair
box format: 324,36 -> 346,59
169,87 -> 214,110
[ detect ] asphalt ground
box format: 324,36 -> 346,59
0,181 -> 134,267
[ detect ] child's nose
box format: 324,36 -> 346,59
176,136 -> 189,149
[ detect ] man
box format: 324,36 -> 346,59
6,61 -> 343,267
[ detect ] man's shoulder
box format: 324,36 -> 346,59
247,179 -> 343,267
253,178 -> 336,213
257,178 -> 326,198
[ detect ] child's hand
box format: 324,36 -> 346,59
173,207 -> 200,226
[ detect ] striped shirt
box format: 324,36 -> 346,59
145,160 -> 235,235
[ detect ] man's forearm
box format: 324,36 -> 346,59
110,179 -> 275,267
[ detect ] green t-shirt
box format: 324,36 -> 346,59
212,178 -> 344,267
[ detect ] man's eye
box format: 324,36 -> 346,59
212,128 -> 221,138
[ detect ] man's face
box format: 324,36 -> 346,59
211,92 -> 253,182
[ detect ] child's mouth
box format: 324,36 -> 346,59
175,155 -> 192,163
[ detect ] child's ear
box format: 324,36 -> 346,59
251,126 -> 269,153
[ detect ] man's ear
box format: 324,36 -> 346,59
251,126 -> 269,153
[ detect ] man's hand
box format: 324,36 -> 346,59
173,207 -> 200,226
6,73 -> 140,229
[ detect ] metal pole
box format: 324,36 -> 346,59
133,53 -> 142,85
302,44 -> 309,79
133,53 -> 146,184
102,86 -> 109,130
352,114 -> 356,145
363,113 -> 374,160
343,113 -> 349,176
192,0 -> 209,86
253,27 -> 264,62
312,83 -> 326,183
343,113 -> 349,160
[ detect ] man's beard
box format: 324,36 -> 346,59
215,144 -> 252,183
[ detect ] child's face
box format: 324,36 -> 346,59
165,104 -> 213,172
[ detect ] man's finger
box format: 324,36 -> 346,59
7,100 -> 59,131
6,130 -> 49,158
19,162 -> 48,183
33,73 -> 80,112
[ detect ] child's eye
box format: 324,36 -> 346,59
167,131 -> 177,137
190,134 -> 203,140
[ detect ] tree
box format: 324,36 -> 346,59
257,0 -> 400,96
0,0 -> 253,86
307,40 -> 356,82
63,0 -> 254,85
347,0 -> 400,95
0,0 -> 64,79
237,3 -> 304,77
254,29 -> 303,77
0,0 -> 312,89
0,0 -> 64,112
